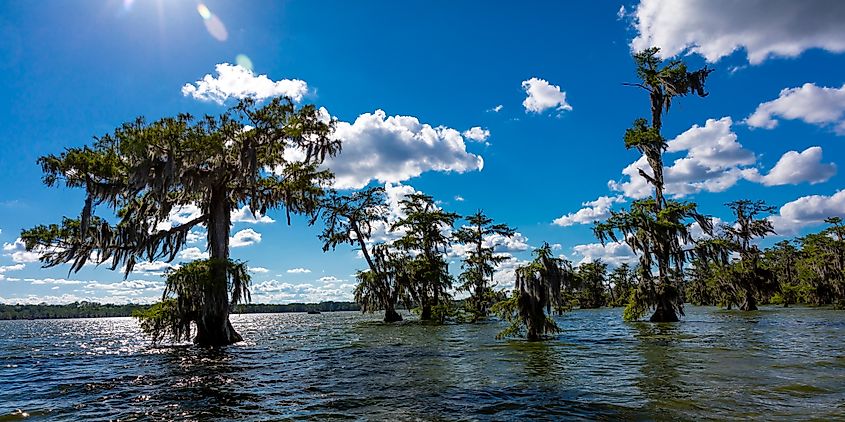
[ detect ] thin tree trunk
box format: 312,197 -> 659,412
194,187 -> 242,346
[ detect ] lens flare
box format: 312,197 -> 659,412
235,54 -> 253,71
196,4 -> 228,42
197,4 -> 212,20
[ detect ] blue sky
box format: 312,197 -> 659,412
1,0 -> 844,304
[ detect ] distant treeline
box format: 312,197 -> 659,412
0,301 -> 360,320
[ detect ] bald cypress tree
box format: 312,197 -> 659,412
594,48 -> 714,322
318,187 -> 409,322
21,97 -> 338,346
493,243 -> 573,340
391,193 -> 457,321
453,211 -> 515,321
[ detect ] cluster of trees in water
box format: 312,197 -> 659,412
19,48 -> 843,346
0,301 -> 360,320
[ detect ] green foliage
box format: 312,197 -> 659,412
575,260 -> 608,309
454,211 -> 516,321
133,299 -> 188,344
134,259 -> 251,344
391,193 -> 458,320
493,243 -> 572,340
23,96 -> 339,345
594,199 -> 711,320
591,49 -> 714,322
607,263 -> 637,307
22,97 -> 337,276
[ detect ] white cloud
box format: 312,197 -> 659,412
231,205 -> 275,224
0,263 -> 24,273
182,63 -> 309,104
178,247 -> 208,261
462,127 -> 490,143
26,278 -> 84,285
572,241 -> 637,267
186,230 -> 205,244
250,279 -> 356,303
131,261 -> 179,276
450,231 -> 530,259
250,267 -> 270,274
297,110 -> 483,189
553,195 -> 625,227
0,263 -> 24,281
745,83 -> 845,134
489,105 -> 504,113
286,267 -> 312,274
743,146 -> 836,186
0,293 -> 157,305
491,253 -> 528,290
85,279 -> 164,292
2,239 -> 44,263
230,228 -> 262,248
610,117 -> 756,198
521,77 -> 572,114
630,0 -> 845,64
769,190 -> 845,235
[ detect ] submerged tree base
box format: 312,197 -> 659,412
649,304 -> 679,322
194,319 -> 243,346
384,309 -> 403,323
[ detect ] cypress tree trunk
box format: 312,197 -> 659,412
194,188 -> 242,346
384,307 -> 403,323
649,296 -> 679,322
420,301 -> 432,321
740,291 -> 758,311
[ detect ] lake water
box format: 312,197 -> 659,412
1,306 -> 843,421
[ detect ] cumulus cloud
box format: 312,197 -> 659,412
231,205 -> 275,224
27,278 -> 84,285
0,263 -> 24,281
487,253 -> 531,291
745,83 -> 845,134
572,241 -> 637,267
0,293 -> 158,305
450,231 -> 530,259
521,77 -> 572,114
462,127 -> 491,143
250,267 -> 270,274
182,63 -> 309,104
129,261 -> 179,276
743,146 -> 836,186
610,117 -> 756,198
553,195 -> 625,227
2,239 -> 44,263
489,105 -> 504,113
769,190 -> 845,235
250,279 -> 356,303
630,0 -> 845,64
304,110 -> 484,189
176,247 -> 208,261
286,267 -> 312,274
230,228 -> 262,248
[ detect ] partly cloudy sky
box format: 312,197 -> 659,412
1,1 -> 844,304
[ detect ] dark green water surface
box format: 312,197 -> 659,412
1,306 -> 843,421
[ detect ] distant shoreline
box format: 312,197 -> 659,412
0,301 -> 360,321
